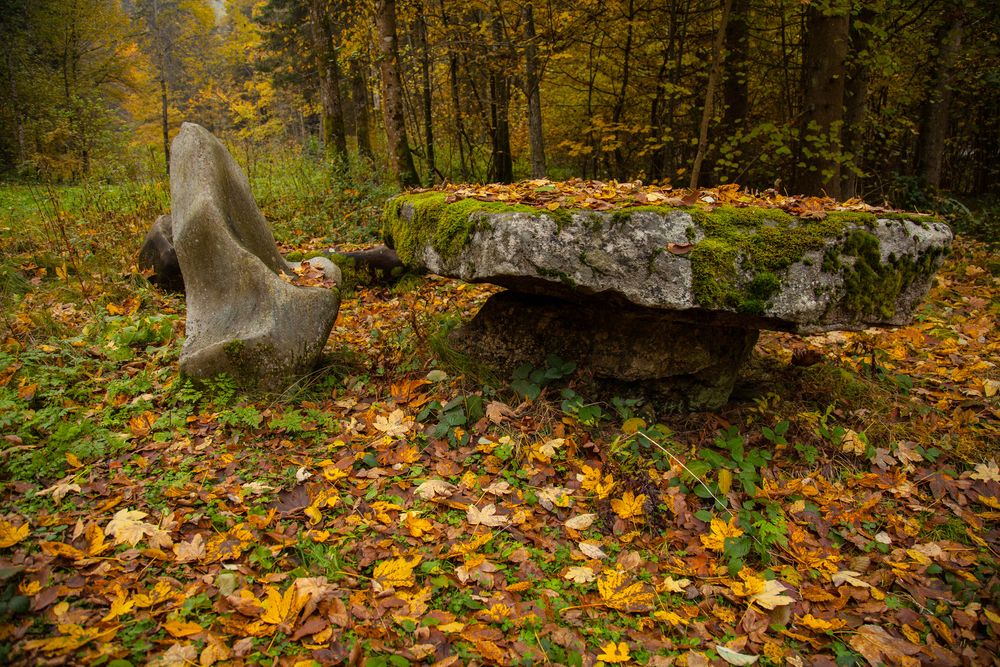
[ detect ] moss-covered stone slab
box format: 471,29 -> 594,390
383,193 -> 952,333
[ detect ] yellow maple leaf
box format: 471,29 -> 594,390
610,491 -> 646,520
260,584 -> 305,627
597,641 -> 631,663
22,623 -> 118,653
578,465 -> 616,498
373,554 -> 422,592
0,518 -> 29,548
86,523 -> 110,556
597,569 -> 655,612
101,589 -> 135,622
700,516 -> 744,552
404,513 -> 433,538
204,523 -> 253,563
104,508 -> 155,547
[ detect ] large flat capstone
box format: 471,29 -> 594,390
171,123 -> 340,391
384,193 -> 952,334
383,192 -> 952,410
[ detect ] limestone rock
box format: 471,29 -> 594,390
384,194 -> 953,334
171,122 -> 339,391
138,214 -> 183,292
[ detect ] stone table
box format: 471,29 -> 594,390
383,192 -> 953,410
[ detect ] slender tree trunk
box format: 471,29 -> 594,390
611,0 -> 635,180
841,6 -> 875,200
4,47 -> 25,165
794,0 -> 850,198
414,2 -> 435,183
489,12 -> 513,183
690,0 -> 732,190
349,58 -> 373,159
376,0 -> 420,187
713,0 -> 748,182
523,3 -> 546,178
649,2 -> 679,182
308,0 -> 348,161
915,12 -> 963,191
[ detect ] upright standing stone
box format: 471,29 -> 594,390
171,122 -> 339,391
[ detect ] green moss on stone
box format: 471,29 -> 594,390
686,206 -> 848,310
835,229 -> 944,319
223,339 -> 245,356
383,192 -> 536,264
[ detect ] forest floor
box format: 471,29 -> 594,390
0,176 -> 998,666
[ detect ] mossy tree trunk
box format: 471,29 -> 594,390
349,57 -> 372,160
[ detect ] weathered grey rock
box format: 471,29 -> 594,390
454,291 -> 759,411
138,214 -> 184,292
384,194 -> 953,334
171,122 -> 340,391
287,256 -> 343,285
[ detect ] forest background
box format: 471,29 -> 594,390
0,0 -> 998,211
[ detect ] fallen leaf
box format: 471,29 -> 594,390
467,504 -> 510,527
373,555 -> 421,592
565,513 -> 597,530
848,624 -> 920,666
414,479 -> 456,500
579,541 -> 608,559
716,645 -> 759,665
750,579 -> 794,610
597,568 -> 655,612
564,566 -> 596,583
597,641 -> 631,663
0,518 -> 29,548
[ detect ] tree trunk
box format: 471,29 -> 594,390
840,6 -> 875,200
915,12 -> 963,191
159,74 -> 170,175
376,0 -> 420,187
690,0 -> 732,190
4,46 -> 25,166
414,2 -> 435,184
308,0 -> 348,161
713,0 -> 748,181
350,58 -> 373,159
794,0 -> 850,198
611,0 -> 635,180
523,3 -> 546,178
489,12 -> 513,183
